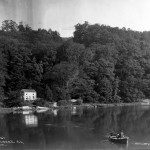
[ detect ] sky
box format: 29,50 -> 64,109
0,0 -> 150,37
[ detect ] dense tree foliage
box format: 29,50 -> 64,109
1,20 -> 150,105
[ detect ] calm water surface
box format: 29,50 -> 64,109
0,105 -> 150,150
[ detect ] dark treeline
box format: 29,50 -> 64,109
1,20 -> 150,104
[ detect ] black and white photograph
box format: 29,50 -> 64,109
0,0 -> 150,149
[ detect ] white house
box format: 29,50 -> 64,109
20,89 -> 37,101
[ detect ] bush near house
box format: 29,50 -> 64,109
57,100 -> 71,106
21,100 -> 34,107
3,91 -> 23,107
3,98 -> 22,107
32,99 -> 47,107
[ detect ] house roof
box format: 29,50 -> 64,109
21,89 -> 36,92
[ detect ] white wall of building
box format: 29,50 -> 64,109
24,92 -> 37,101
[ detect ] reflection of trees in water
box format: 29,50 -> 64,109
1,106 -> 150,149
92,107 -> 121,137
92,106 -> 150,139
0,115 -> 9,139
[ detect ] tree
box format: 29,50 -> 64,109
56,40 -> 85,65
18,22 -> 25,32
68,70 -> 99,102
45,85 -> 53,101
0,48 -> 7,100
1,20 -> 18,32
73,21 -> 89,44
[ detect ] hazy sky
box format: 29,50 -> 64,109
0,0 -> 150,37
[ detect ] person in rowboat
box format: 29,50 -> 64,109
117,131 -> 124,138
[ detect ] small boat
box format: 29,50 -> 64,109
36,106 -> 49,110
36,106 -> 49,113
109,134 -> 129,144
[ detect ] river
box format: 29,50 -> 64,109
0,105 -> 150,150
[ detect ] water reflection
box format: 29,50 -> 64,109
52,109 -> 58,116
24,114 -> 38,127
71,106 -> 77,115
13,110 -> 33,115
22,110 -> 33,115
1,106 -> 150,149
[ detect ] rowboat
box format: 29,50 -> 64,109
36,106 -> 49,113
109,135 -> 129,144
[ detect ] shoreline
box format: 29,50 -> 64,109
60,102 -> 141,108
0,102 -> 142,114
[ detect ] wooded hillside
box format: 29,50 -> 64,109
1,20 -> 150,104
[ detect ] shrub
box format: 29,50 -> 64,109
3,90 -> 23,107
76,99 -> 83,105
32,99 -> 46,107
85,96 -> 94,103
99,96 -> 106,103
3,98 -> 22,107
57,100 -> 71,106
0,102 -> 4,107
113,95 -> 121,103
21,100 -> 34,107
